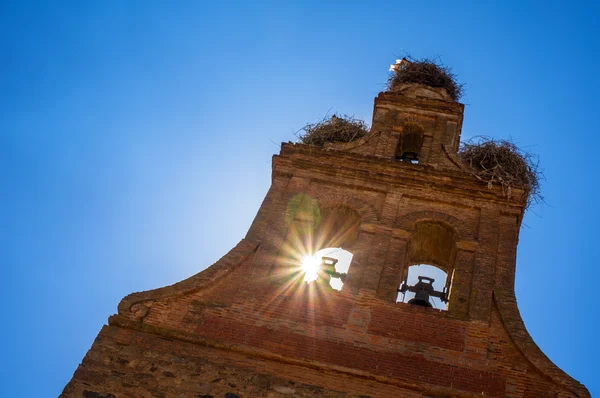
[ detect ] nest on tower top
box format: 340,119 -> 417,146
388,56 -> 464,101
297,114 -> 369,147
458,137 -> 543,209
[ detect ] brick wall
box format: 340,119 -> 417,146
63,87 -> 589,398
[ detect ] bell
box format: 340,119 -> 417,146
318,257 -> 337,285
400,151 -> 419,163
403,276 -> 436,307
320,257 -> 338,274
398,276 -> 447,308
407,290 -> 432,307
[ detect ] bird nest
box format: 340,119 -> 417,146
458,137 -> 543,209
388,56 -> 464,101
297,115 -> 369,147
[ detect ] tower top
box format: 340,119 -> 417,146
388,56 -> 464,102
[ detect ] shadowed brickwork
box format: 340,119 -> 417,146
63,83 -> 589,398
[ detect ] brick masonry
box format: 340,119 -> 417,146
62,84 -> 590,397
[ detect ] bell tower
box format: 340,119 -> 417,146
63,62 -> 589,398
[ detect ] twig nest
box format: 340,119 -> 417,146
458,137 -> 543,209
297,114 -> 369,147
388,57 -> 464,102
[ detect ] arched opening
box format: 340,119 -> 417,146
303,247 -> 353,291
396,122 -> 424,164
397,264 -> 449,309
397,220 -> 456,310
313,205 -> 361,250
300,205 -> 360,290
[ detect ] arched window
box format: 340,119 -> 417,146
398,264 -> 449,309
301,205 -> 360,290
303,247 -> 353,290
396,122 -> 424,163
314,205 -> 361,250
397,220 -> 456,310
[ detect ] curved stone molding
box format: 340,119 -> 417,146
441,143 -> 469,172
316,193 -> 379,224
494,292 -> 590,398
324,130 -> 383,153
283,190 -> 380,225
117,239 -> 260,319
395,210 -> 474,241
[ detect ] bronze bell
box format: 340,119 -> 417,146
400,151 -> 419,163
399,276 -> 447,308
319,257 -> 347,284
401,133 -> 423,157
407,276 -> 435,307
407,289 -> 433,307
320,257 -> 338,277
396,122 -> 424,163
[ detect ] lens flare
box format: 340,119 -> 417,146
301,255 -> 321,283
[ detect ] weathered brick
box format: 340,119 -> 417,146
62,83 -> 589,398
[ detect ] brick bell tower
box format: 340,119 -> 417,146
63,64 -> 589,398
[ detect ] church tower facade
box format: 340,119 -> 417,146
63,67 -> 589,397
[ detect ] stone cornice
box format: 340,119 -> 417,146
275,143 -> 526,213
375,91 -> 465,116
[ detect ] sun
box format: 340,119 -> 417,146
301,255 -> 321,283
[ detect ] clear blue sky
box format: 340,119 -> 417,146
2,1 -> 599,396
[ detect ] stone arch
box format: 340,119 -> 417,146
315,193 -> 379,224
395,210 -> 473,241
314,205 -> 361,249
406,220 -> 456,272
397,217 -> 459,309
277,191 -> 375,282
282,190 -> 379,225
